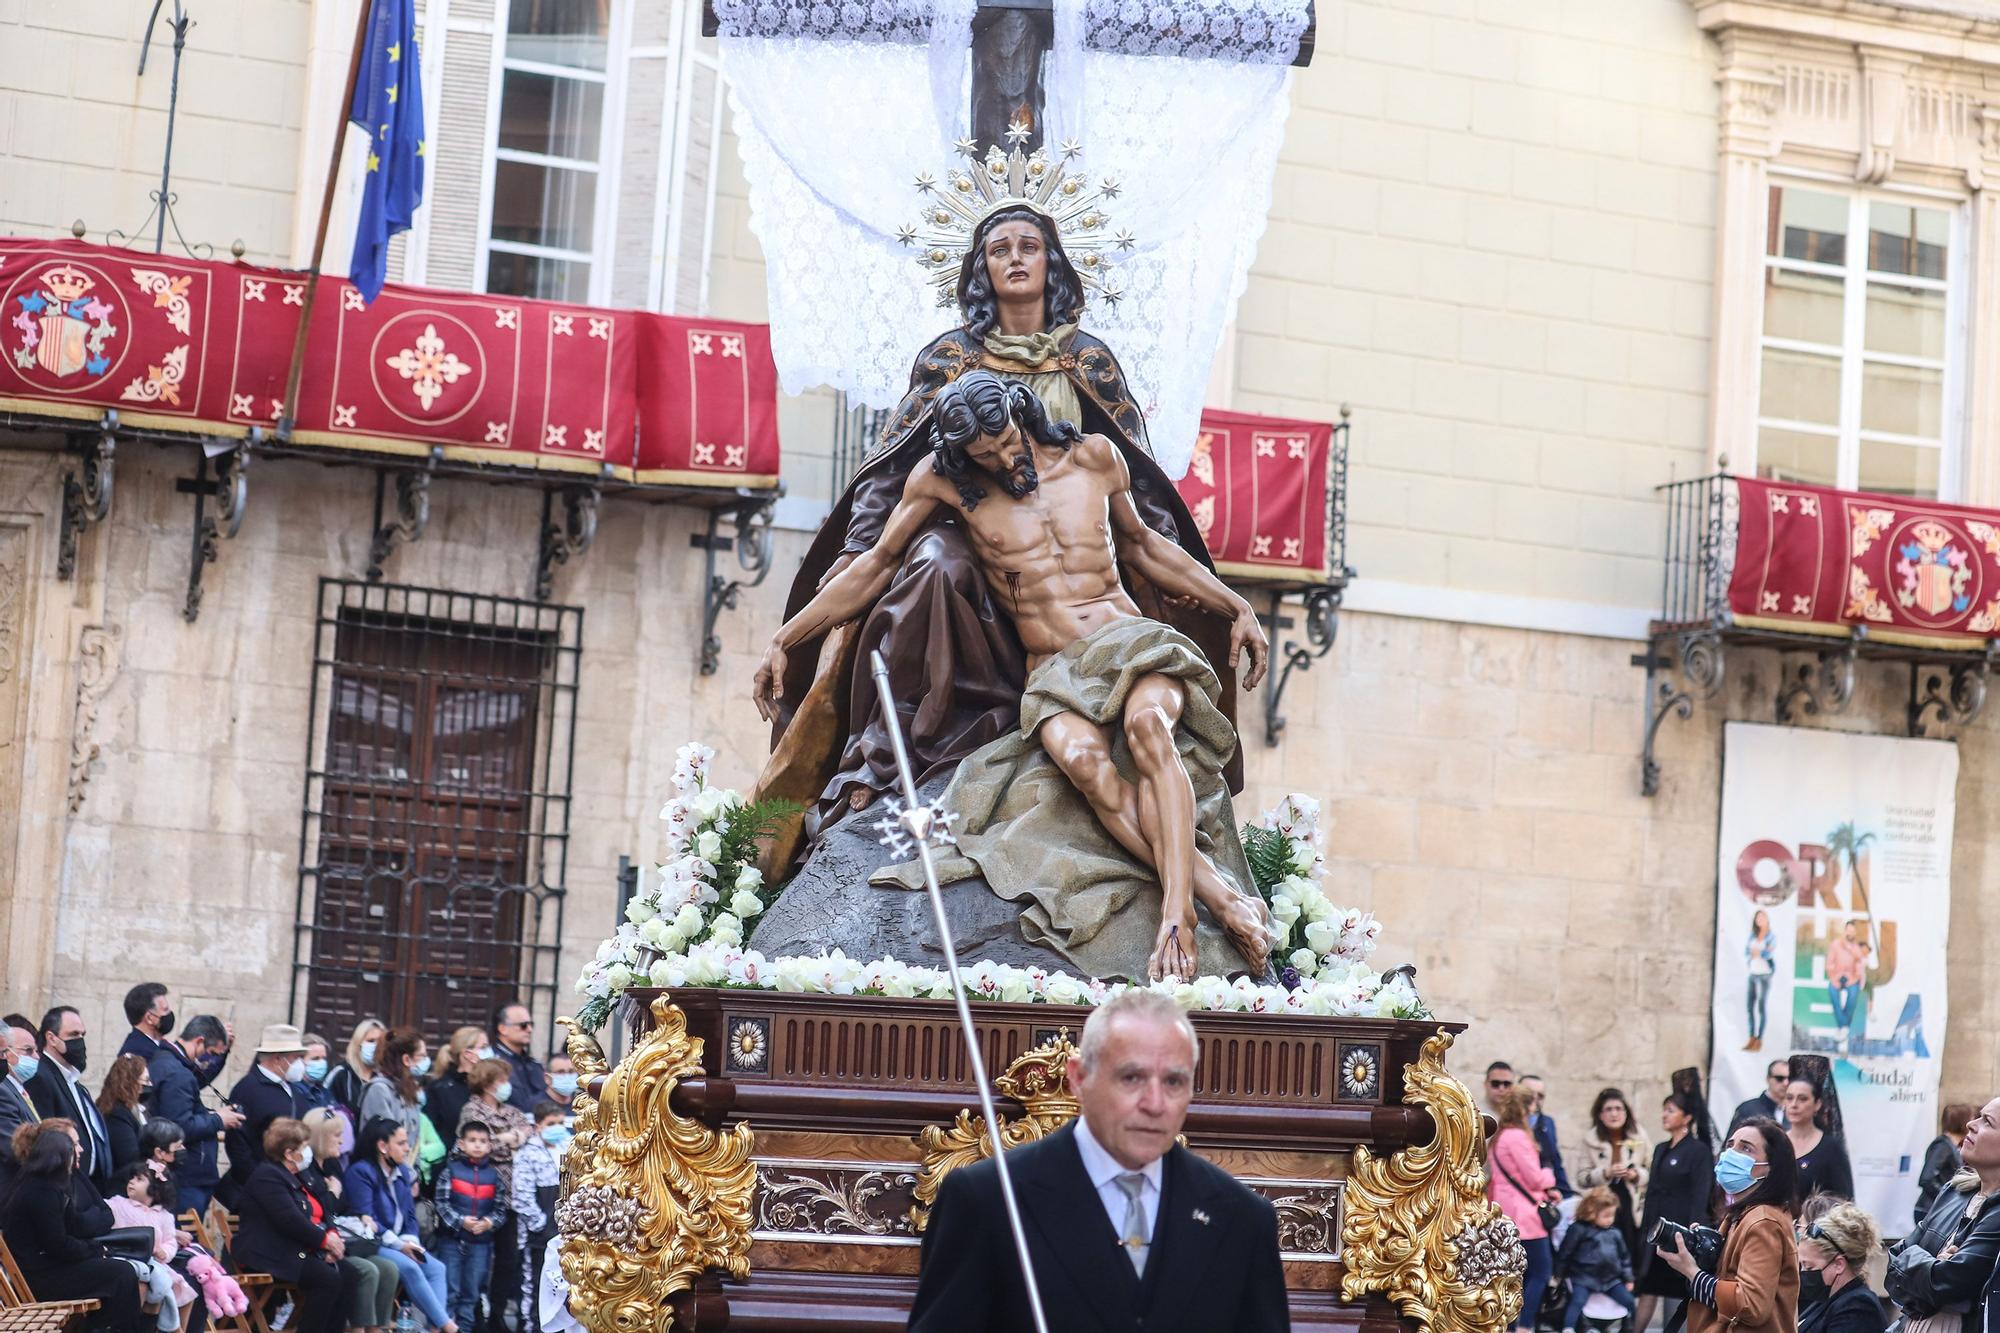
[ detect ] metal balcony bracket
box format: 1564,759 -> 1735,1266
1909,645 -> 1999,739
1260,582 -> 1345,747
535,480 -> 603,602
366,448 -> 441,581
57,411 -> 118,580
1775,637 -> 1861,724
693,488 -> 783,675
1636,628 -> 1724,797
176,435 -> 249,623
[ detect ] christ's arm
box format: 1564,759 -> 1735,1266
1096,438 -> 1270,687
753,464 -> 946,722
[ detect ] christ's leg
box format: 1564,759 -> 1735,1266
1038,712 -> 1270,971
1121,675 -> 1202,982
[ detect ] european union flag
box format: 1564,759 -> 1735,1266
349,0 -> 425,303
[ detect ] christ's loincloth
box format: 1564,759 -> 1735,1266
870,616 -> 1265,982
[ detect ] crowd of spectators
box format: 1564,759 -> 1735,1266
0,985 -> 575,1333
1483,1055 -> 2000,1333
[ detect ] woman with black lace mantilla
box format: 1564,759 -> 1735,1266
754,195 -> 1239,883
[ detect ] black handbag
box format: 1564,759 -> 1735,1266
97,1226 -> 158,1262
1494,1152 -> 1562,1232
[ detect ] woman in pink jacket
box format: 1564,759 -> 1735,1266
1488,1086 -> 1561,1329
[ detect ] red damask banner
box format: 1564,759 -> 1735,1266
1730,477 -> 2000,648
1175,407 -> 1332,583
0,237 -> 780,488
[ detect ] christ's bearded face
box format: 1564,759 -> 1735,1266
983,219 -> 1048,310
964,420 -> 1038,498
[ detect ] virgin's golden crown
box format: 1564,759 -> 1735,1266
898,120 -> 1135,311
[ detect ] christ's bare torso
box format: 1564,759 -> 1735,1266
944,437 -> 1141,666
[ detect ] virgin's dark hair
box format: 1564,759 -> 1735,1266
956,207 -> 1086,341
1590,1087 -> 1634,1144
1725,1117 -> 1800,1222
930,369 -> 1081,510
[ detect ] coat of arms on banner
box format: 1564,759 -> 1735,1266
1893,520 -> 1972,619
8,262 -> 122,386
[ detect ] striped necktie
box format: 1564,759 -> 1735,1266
1116,1173 -> 1148,1276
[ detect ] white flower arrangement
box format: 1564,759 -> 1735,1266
570,755 -> 1428,1032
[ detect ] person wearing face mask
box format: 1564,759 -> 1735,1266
296,1034 -> 338,1117
424,1027 -> 492,1144
224,1026 -> 312,1197
461,1057 -> 533,1327
1888,1095 -> 2000,1330
328,1018 -> 387,1124
1798,1202 -> 1887,1333
510,1103 -> 569,1333
1657,1117 -> 1799,1333
118,984 -> 177,1074
1,1018 -> 44,1142
28,1006 -> 115,1195
343,1117 -> 456,1333
543,1054 -> 579,1116
360,1027 -> 431,1155
230,1118 -> 357,1333
95,1054 -> 154,1175
148,1014 -> 243,1223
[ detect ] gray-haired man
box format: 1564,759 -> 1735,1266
907,990 -> 1288,1333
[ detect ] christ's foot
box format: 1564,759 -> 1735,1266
848,787 -> 877,812
1149,911 -> 1199,983
1212,891 -> 1275,971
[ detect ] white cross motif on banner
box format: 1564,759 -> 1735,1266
231,393 -> 254,417
694,442 -> 717,465
724,444 -> 748,467
583,428 -> 604,453
544,424 -> 567,447
721,334 -> 744,358
243,280 -> 267,302
1772,494 -> 1790,514
1281,537 -> 1302,559
283,284 -> 305,306
1251,535 -> 1272,556
1792,595 -> 1812,614
1801,496 -> 1819,517
495,308 -> 519,330
485,422 -> 509,443
691,333 -> 715,356
1254,438 -> 1276,458
552,314 -> 575,337
333,404 -> 357,428
1286,438 -> 1307,459
1761,591 -> 1780,611
588,318 -> 611,340
268,398 -> 285,420
342,288 -> 365,312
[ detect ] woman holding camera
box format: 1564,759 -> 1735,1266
1486,1087 -> 1558,1330
1798,1201 -> 1887,1333
1657,1117 -> 1798,1333
1636,1081 -> 1716,1333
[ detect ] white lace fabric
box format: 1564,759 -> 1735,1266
718,0 -> 1304,479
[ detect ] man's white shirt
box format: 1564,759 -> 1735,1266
1072,1116 -> 1161,1245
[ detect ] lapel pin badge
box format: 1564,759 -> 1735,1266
1192,1209 -> 1211,1225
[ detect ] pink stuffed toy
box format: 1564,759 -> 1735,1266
186,1254 -> 248,1317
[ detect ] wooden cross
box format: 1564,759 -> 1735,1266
702,0 -> 1316,155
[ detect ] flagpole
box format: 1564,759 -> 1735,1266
280,0 -> 377,440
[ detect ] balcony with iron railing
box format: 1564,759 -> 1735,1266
1637,473 -> 2000,795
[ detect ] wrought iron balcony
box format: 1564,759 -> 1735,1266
1638,473 -> 2000,795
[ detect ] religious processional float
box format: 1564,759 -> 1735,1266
543,0 -> 1525,1326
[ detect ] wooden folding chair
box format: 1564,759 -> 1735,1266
201,1212 -> 287,1333
0,1235 -> 102,1333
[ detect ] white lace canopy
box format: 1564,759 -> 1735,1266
716,0 -> 1305,479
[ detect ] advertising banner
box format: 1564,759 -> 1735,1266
1711,722 -> 1957,1226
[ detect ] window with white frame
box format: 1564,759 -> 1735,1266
486,0 -> 612,301
1756,183 -> 1961,500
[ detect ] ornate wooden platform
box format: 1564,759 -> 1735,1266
554,988 -> 1523,1333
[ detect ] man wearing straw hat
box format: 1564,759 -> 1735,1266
223,1024 -> 311,1197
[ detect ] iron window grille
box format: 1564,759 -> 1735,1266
291,579 -> 581,1043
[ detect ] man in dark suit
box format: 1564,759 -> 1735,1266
150,1013 -> 243,1221
1729,1058 -> 1790,1133
26,1006 -> 112,1194
907,991 -> 1289,1333
224,1024 -> 310,1195
117,982 -> 176,1073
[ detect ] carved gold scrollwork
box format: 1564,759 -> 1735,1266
908,1030 -> 1081,1233
555,998 -> 757,1333
1340,1030 -> 1524,1333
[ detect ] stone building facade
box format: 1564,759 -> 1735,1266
5,0 -> 2000,1149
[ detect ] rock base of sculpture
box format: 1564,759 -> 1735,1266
560,988 -> 1521,1333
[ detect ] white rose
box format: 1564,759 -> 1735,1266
639,917 -> 671,949
660,924 -> 688,954
1288,947 -> 1318,975
1044,974 -> 1086,1005
998,969 -> 1032,1004
607,962 -> 635,991
1303,919 -> 1339,955
729,889 -> 765,919
625,897 -> 658,924
646,957 -> 684,986
1269,896 -> 1302,930
735,864 -> 763,891
695,829 -> 723,860
683,949 -> 727,986
706,912 -> 744,946
674,903 -> 706,937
